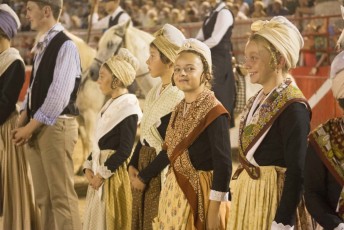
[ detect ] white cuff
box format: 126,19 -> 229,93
209,190 -> 229,202
271,221 -> 294,230
98,165 -> 113,179
83,160 -> 92,171
334,223 -> 344,230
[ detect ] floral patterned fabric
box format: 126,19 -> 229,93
164,89 -> 228,229
237,79 -> 309,179
309,117 -> 344,219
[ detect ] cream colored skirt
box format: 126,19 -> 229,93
83,150 -> 132,230
228,166 -> 315,230
152,170 -> 230,230
0,111 -> 40,230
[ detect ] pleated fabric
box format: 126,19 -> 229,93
132,146 -> 161,230
153,170 -> 229,230
0,110 -> 40,230
228,166 -> 316,230
83,150 -> 132,230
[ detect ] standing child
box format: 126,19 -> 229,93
83,48 -> 143,230
128,24 -> 185,230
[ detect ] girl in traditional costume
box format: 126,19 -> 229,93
0,4 -> 40,230
228,16 -> 313,230
128,24 -> 185,230
83,48 -> 143,230
305,7 -> 344,229
133,38 -> 232,230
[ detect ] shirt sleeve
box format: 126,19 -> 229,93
118,13 -> 131,24
128,140 -> 142,169
100,115 -> 138,178
274,102 -> 310,226
128,113 -> 171,170
304,144 -> 343,230
91,13 -> 110,30
0,60 -> 25,125
138,150 -> 170,183
207,114 -> 232,201
195,28 -> 205,41
33,40 -> 81,125
203,9 -> 234,49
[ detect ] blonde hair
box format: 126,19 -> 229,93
248,34 -> 287,73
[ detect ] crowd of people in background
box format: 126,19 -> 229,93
3,0 -> 341,30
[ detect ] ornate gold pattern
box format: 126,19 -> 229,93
238,79 -> 308,178
164,89 -> 219,224
309,117 -> 344,218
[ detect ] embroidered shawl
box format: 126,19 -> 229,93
0,47 -> 24,77
309,117 -> 344,218
164,89 -> 228,230
236,79 -> 310,179
140,82 -> 183,153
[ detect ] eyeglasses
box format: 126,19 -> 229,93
174,66 -> 197,75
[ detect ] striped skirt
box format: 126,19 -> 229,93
132,146 -> 161,230
0,110 -> 40,230
83,150 -> 132,230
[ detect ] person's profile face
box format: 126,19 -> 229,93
244,40 -> 275,85
98,65 -> 115,96
146,46 -> 169,78
26,1 -> 45,31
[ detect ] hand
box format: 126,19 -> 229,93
131,176 -> 146,192
128,165 -> 139,182
91,173 -> 104,190
12,126 -> 32,146
206,200 -> 221,230
12,119 -> 42,146
85,169 -> 95,183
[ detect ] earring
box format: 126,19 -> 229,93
111,79 -> 117,89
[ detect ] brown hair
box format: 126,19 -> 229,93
36,1 -> 61,20
150,42 -> 171,65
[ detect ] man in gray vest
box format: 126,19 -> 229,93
12,0 -> 82,229
91,0 -> 131,30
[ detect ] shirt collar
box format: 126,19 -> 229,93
31,23 -> 64,54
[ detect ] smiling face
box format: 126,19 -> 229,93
244,38 -> 278,86
146,45 -> 170,78
173,51 -> 205,94
97,64 -> 114,96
